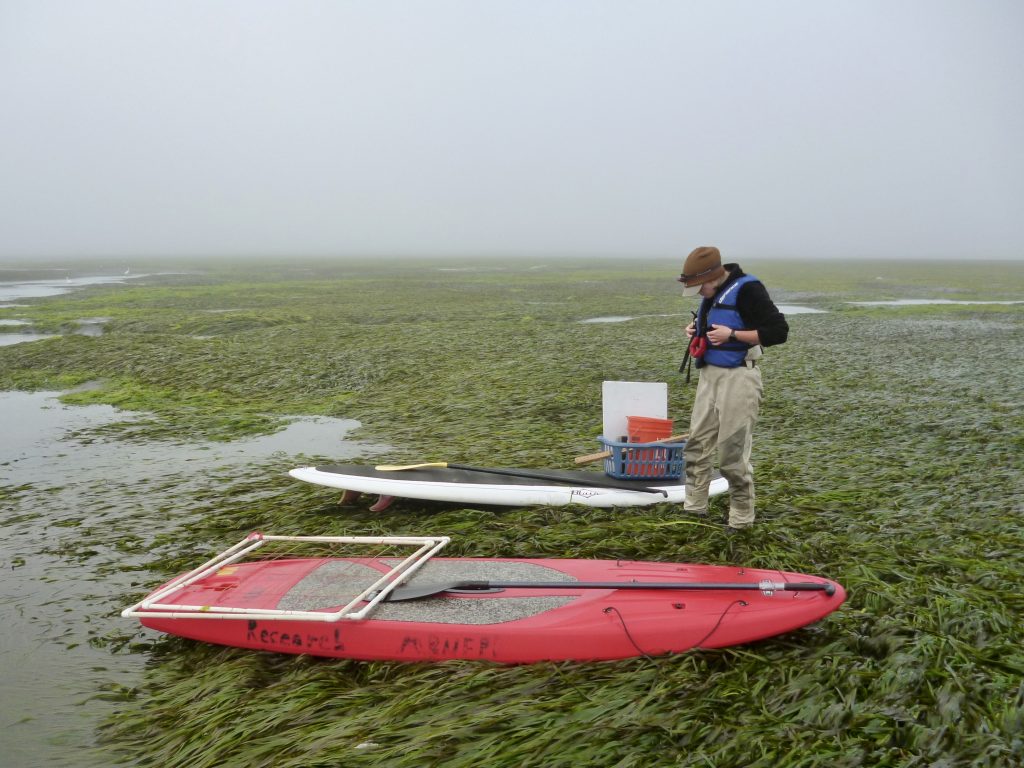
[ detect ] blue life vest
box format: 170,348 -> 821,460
698,274 -> 759,368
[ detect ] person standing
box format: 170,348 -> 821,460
678,246 -> 789,531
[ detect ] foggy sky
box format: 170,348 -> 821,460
1,1 -> 1022,261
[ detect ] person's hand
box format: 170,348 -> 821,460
685,321 -> 696,339
707,324 -> 732,345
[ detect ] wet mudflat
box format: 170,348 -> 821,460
0,257 -> 1021,767
0,387 -> 385,767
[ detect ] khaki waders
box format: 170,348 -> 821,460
683,362 -> 763,528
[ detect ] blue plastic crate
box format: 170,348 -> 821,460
599,436 -> 685,480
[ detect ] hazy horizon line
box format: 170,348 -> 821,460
1,252 -> 1021,266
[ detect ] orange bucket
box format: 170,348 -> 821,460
626,416 -> 673,443
625,416 -> 674,477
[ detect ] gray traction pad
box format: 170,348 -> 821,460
277,559 -> 577,625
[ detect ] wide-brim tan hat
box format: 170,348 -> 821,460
677,246 -> 725,296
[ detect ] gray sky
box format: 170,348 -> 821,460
1,1 -> 1021,261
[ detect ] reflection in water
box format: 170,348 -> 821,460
0,333 -> 59,347
0,318 -> 109,347
0,390 -> 390,767
73,318 -> 110,337
849,299 -> 1023,306
0,275 -> 144,303
0,271 -> 133,349
776,304 -> 828,314
578,316 -> 635,324
579,305 -> 827,323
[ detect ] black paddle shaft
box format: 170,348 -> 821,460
382,579 -> 837,602
446,464 -> 669,497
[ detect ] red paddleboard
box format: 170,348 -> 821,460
124,535 -> 845,664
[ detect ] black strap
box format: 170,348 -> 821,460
678,310 -> 697,383
678,348 -> 693,383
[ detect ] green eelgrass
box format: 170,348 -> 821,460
1,256 -> 1021,767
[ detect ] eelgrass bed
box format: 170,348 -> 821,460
1,256 -> 1021,767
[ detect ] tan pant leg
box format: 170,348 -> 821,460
683,370 -> 722,513
716,366 -> 763,527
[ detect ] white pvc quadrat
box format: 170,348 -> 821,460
121,532 -> 450,623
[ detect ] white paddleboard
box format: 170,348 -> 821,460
289,463 -> 728,509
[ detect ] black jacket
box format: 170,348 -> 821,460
698,264 -> 789,347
